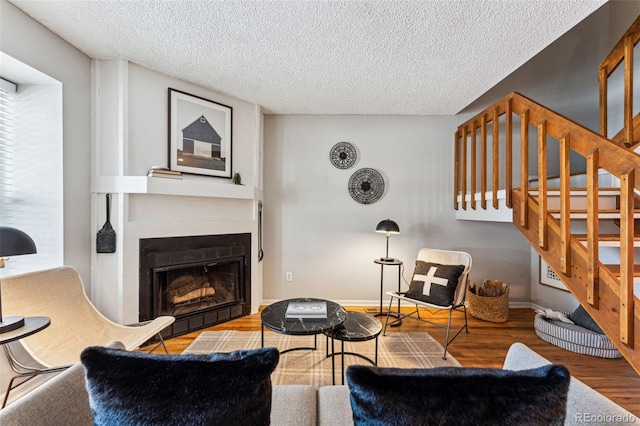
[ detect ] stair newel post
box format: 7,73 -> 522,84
619,170 -> 635,347
505,99 -> 513,209
462,126 -> 468,210
537,120 -> 548,250
519,110 -> 529,229
586,149 -> 600,308
559,134 -> 571,275
471,122 -> 477,210
454,130 -> 460,210
481,115 -> 488,209
492,107 -> 500,209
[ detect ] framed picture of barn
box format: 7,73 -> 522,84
168,88 -> 232,178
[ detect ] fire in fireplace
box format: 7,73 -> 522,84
139,233 -> 251,339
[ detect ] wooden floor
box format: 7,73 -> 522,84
150,307 -> 640,415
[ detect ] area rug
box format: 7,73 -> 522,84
183,330 -> 461,387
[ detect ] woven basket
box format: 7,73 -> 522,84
467,282 -> 509,323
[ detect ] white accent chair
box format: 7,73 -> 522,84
1,266 -> 174,406
383,248 -> 472,359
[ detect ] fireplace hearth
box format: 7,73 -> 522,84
139,233 -> 251,339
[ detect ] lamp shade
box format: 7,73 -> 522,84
0,226 -> 37,257
375,219 -> 399,234
0,226 -> 37,333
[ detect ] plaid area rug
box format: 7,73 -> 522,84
183,330 -> 461,387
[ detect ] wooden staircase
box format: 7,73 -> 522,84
453,16 -> 640,374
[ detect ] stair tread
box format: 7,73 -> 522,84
529,187 -> 620,194
575,234 -> 640,241
603,264 -> 640,275
547,209 -> 640,219
548,209 -> 630,213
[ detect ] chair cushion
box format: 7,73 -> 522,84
405,261 -> 465,306
569,304 -> 604,334
81,346 -> 279,426
346,364 -> 570,426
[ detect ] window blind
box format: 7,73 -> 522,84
0,78 -> 17,225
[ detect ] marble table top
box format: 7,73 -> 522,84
261,298 -> 347,335
325,311 -> 382,342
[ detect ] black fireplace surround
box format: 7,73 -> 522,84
139,233 -> 251,339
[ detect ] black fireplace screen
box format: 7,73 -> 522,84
139,233 -> 251,339
154,258 -> 242,317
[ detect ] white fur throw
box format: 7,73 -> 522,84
535,309 -> 574,324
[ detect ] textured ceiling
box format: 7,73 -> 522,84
9,0 -> 607,115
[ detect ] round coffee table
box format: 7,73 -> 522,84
324,311 -> 382,384
261,298 -> 347,353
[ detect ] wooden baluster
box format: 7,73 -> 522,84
538,121 -> 548,250
599,66 -> 608,139
619,170 -> 634,347
560,134 -> 571,275
454,130 -> 460,210
520,110 -> 529,228
481,115 -> 487,210
505,99 -> 513,208
493,107 -> 500,209
471,123 -> 477,210
461,126 -> 467,210
624,35 -> 633,146
586,149 -> 599,308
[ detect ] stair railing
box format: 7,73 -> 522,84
454,92 -> 640,370
599,16 -> 640,149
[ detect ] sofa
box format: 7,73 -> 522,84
0,342 -> 635,425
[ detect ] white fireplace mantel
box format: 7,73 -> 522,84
91,176 -> 263,200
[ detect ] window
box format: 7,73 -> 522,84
0,78 -> 17,225
0,54 -> 63,276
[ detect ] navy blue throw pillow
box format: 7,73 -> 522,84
405,261 -> 465,306
346,364 -> 570,426
81,346 -> 279,426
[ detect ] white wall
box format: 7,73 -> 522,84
0,0 -> 92,284
263,114 -> 532,305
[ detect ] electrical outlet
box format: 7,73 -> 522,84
285,272 -> 293,282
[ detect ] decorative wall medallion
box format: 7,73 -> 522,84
329,142 -> 358,169
348,168 -> 385,204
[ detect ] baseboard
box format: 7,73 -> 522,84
261,299 -> 535,310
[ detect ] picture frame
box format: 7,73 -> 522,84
539,256 -> 569,291
168,88 -> 232,178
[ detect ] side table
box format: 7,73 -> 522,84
373,258 -> 402,326
1,316 -> 68,408
261,298 -> 347,354
324,311 -> 382,385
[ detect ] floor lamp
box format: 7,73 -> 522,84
0,226 -> 37,333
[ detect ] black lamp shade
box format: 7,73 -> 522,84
0,226 -> 37,257
0,226 -> 37,333
375,219 -> 399,234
